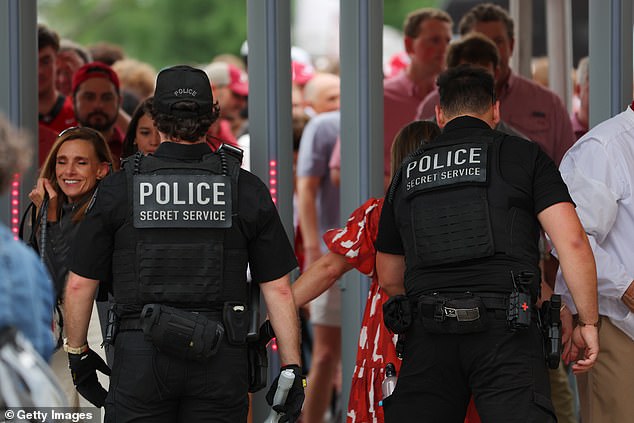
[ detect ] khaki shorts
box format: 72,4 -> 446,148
309,283 -> 341,327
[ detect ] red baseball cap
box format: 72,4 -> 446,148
72,61 -> 120,94
204,62 -> 248,97
292,61 -> 315,86
385,52 -> 410,79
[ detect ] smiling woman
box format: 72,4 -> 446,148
33,127 -> 112,218
28,126 -> 112,298
24,126 -> 114,411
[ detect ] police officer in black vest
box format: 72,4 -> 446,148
63,65 -> 304,422
375,65 -> 599,422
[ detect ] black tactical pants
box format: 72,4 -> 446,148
383,316 -> 556,423
105,331 -> 248,423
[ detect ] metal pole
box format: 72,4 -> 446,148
509,0 -> 532,79
0,0 -> 37,231
246,1 -> 293,421
546,0 -> 573,110
588,0 -> 632,127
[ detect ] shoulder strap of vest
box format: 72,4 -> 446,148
120,151 -> 143,175
123,153 -> 141,211
216,143 -> 244,168
214,147 -> 241,215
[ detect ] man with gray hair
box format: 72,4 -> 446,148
302,72 -> 340,117
571,57 -> 589,140
56,39 -> 92,97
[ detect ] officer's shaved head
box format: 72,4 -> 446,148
437,65 -> 496,120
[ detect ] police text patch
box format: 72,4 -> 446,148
403,143 -> 488,195
133,174 -> 232,228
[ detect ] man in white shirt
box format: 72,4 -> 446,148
555,102 -> 634,423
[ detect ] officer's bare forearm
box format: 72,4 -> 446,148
293,252 -> 353,307
377,252 -> 406,297
262,274 -> 302,366
63,271 -> 99,347
539,202 -> 599,323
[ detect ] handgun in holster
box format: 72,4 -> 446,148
508,271 -> 534,331
539,294 -> 562,369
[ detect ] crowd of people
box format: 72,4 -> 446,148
1,1 -> 632,423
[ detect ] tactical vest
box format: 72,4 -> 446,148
112,147 -> 247,310
394,134 -> 540,269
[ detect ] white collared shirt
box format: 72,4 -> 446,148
554,106 -> 634,341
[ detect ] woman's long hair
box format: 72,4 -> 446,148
390,120 -> 441,177
39,126 -> 113,223
122,96 -> 154,158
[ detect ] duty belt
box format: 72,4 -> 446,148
417,292 -> 509,322
119,309 -> 222,331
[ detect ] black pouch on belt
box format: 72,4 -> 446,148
223,302 -> 249,345
383,295 -> 413,334
418,293 -> 488,334
140,304 -> 225,362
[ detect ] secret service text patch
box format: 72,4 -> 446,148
133,174 -> 232,228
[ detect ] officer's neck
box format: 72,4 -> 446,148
159,135 -> 206,145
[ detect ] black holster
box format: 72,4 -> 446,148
103,306 -> 120,347
383,295 -> 413,334
247,320 -> 275,392
140,304 -> 224,362
418,293 -> 488,334
223,302 -> 249,345
539,295 -> 562,369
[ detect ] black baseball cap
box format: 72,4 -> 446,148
154,65 -> 213,117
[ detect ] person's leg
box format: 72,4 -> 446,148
105,331 -> 180,423
303,283 -> 342,423
470,320 -> 556,423
548,362 -> 577,423
577,316 -> 634,423
302,324 -> 341,423
383,322 -> 470,423
178,342 -> 249,423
